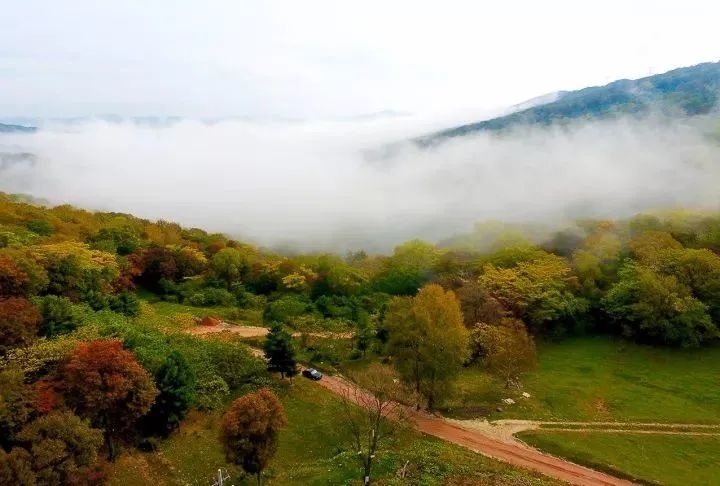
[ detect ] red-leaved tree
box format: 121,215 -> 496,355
58,340 -> 158,460
0,297 -> 41,355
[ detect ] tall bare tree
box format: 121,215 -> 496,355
472,318 -> 537,388
339,363 -> 408,486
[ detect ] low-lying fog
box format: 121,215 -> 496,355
1,114 -> 719,252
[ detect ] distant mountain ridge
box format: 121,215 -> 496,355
416,61 -> 720,146
0,122 -> 36,133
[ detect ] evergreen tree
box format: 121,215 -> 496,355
142,351 -> 196,437
355,311 -> 373,358
263,323 -> 297,379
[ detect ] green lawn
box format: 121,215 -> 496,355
450,336 -> 720,423
518,430 -> 720,486
109,379 -> 561,486
137,289 -> 264,325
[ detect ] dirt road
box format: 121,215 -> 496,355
309,371 -> 631,486
216,333 -> 631,484
187,322 -> 353,339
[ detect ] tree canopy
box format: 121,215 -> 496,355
384,284 -> 469,410
219,388 -> 287,486
58,340 -> 158,460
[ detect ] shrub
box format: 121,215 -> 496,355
109,291 -> 140,317
36,295 -> 79,337
187,287 -> 236,307
194,372 -> 230,411
264,295 -> 312,324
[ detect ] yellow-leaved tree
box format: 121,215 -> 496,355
384,284 -> 469,410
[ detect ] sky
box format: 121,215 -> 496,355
0,0 -> 718,120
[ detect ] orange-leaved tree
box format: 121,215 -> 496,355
58,340 -> 158,460
219,388 -> 287,486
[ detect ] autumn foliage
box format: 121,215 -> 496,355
220,388 -> 287,485
0,297 -> 41,355
472,318 -> 537,388
0,254 -> 31,297
58,340 -> 158,460
14,411 -> 104,485
384,284 -> 469,410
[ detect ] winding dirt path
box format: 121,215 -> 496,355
474,419 -> 720,437
307,371 -> 632,486
206,336 -> 629,484
197,329 -> 713,483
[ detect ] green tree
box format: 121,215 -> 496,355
0,367 -> 37,450
571,223 -> 622,303
25,219 -> 55,237
372,240 -> 442,295
36,296 -> 78,338
142,351 -> 196,437
310,255 -> 368,297
29,243 -> 118,303
263,295 -> 311,324
628,231 -> 682,267
354,311 -> 373,358
211,248 -> 245,288
15,411 -> 103,485
661,248 -> 720,323
219,388 -> 287,486
171,245 -> 208,278
384,284 -> 469,410
478,253 -> 586,335
108,291 -> 140,317
194,372 -> 229,411
602,262 -> 716,347
263,324 -> 297,379
482,245 -> 548,268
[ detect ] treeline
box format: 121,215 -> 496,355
4,193 -> 720,348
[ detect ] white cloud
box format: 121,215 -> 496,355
1,115 -> 718,251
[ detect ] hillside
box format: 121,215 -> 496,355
416,61 -> 720,146
3,193 -> 720,484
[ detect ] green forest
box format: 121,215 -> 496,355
3,190 -> 720,485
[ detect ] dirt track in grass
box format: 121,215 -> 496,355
310,370 -> 632,486
186,322 -> 353,339
195,330 -> 713,484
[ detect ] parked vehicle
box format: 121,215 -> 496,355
302,368 -> 323,380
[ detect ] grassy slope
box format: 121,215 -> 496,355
447,336 -> 720,423
115,303 -> 720,484
137,289 -> 237,320
517,431 -> 720,486
109,379 -> 560,486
